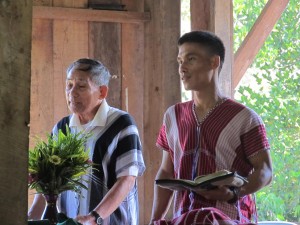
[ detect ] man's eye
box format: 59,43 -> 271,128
188,57 -> 195,61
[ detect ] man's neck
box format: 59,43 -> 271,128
78,104 -> 101,125
192,90 -> 226,122
193,89 -> 224,110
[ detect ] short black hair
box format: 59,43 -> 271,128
178,30 -> 225,72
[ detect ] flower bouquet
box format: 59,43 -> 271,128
28,127 -> 93,224
28,126 -> 93,195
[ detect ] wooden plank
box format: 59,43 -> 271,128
33,0 -> 53,6
89,22 -> 122,109
32,6 -> 151,23
213,0 -> 233,97
190,0 -> 211,30
52,1 -> 89,124
233,0 -> 289,88
190,0 -> 233,97
29,18 -> 54,209
88,0 -> 122,109
121,2 -> 145,223
0,1 -> 32,225
53,0 -> 87,8
143,0 -> 181,223
30,19 -> 54,143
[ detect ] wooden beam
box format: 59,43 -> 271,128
121,1 -> 146,223
32,6 -> 150,23
233,0 -> 289,88
0,1 -> 32,225
190,0 -> 233,97
144,0 -> 181,222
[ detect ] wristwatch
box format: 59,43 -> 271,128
90,210 -> 103,225
227,187 -> 240,204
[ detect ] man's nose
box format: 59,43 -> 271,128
68,86 -> 79,97
179,62 -> 188,73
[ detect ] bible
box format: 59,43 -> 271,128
155,170 -> 248,191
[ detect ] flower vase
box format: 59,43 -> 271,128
42,194 -> 58,225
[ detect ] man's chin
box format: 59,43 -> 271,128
68,106 -> 81,114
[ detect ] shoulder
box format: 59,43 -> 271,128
52,115 -> 71,135
225,99 -> 264,126
226,99 -> 261,116
55,116 -> 71,128
165,100 -> 193,115
108,107 -> 137,127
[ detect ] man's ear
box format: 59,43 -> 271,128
99,85 -> 108,99
210,55 -> 221,70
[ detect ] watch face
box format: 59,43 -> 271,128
96,217 -> 103,225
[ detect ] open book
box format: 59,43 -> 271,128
155,170 -> 248,191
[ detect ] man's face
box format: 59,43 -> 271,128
65,69 -> 101,115
177,42 -> 216,91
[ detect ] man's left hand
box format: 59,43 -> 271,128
193,186 -> 234,202
75,214 -> 96,225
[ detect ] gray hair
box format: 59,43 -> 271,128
66,58 -> 111,86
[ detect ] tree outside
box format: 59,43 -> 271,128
180,0 -> 300,222
234,0 -> 300,222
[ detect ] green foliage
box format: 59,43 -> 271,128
28,126 -> 94,195
234,0 -> 300,222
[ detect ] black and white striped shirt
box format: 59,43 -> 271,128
54,99 -> 145,225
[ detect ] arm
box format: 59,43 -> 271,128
149,151 -> 174,224
195,149 -> 273,201
76,175 -> 136,224
28,194 -> 45,220
239,149 -> 273,197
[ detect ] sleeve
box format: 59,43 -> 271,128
156,124 -> 171,151
117,165 -> 139,177
241,110 -> 270,158
114,115 -> 146,178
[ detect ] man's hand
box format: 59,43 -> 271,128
75,214 -> 96,225
193,186 -> 234,202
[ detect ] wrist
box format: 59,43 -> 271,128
227,187 -> 240,204
89,210 -> 103,225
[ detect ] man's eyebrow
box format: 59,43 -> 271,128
177,52 -> 198,59
178,52 -> 198,57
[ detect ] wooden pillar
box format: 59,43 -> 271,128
0,1 -> 32,225
190,0 -> 233,97
144,0 -> 181,223
120,0 -> 146,222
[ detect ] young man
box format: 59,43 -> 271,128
28,58 -> 146,225
149,31 -> 272,225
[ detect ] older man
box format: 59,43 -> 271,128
28,58 -> 145,225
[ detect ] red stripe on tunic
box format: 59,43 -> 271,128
156,99 -> 269,223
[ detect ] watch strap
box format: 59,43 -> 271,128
90,210 -> 102,224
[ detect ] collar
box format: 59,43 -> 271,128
69,99 -> 110,128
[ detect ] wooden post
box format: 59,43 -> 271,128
144,0 -> 181,222
0,1 -> 32,225
120,0 -> 146,222
190,0 -> 233,97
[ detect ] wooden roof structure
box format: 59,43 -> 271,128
0,0 -> 288,224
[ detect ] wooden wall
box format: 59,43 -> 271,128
29,0 -> 180,224
143,0 -> 181,221
0,1 -> 32,225
191,0 -> 233,97
29,0 -> 231,224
